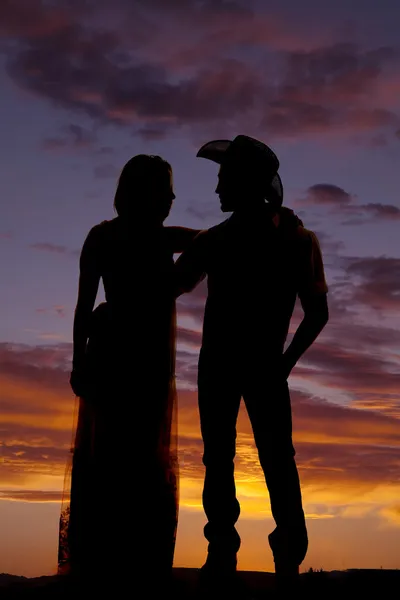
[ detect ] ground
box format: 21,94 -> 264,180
1,567 -> 399,598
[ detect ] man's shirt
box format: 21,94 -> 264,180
175,207 -> 328,360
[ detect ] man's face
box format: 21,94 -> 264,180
215,164 -> 244,212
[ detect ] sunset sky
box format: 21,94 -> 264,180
1,0 -> 400,578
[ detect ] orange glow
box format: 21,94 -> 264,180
1,367 -> 400,576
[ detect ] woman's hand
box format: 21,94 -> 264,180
69,366 -> 88,397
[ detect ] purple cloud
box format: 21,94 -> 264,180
30,242 -> 70,254
93,163 -> 119,179
42,123 -> 96,151
30,242 -> 78,257
306,184 -> 355,206
362,203 -> 400,220
1,3 -> 399,141
36,305 -> 67,318
344,256 -> 400,312
300,183 -> 400,223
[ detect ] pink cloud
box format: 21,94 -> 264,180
36,306 -> 67,319
93,163 -> 119,179
30,242 -> 69,254
305,184 -> 355,206
0,0 -> 71,39
30,242 -> 78,257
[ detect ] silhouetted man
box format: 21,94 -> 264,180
175,135 -> 329,588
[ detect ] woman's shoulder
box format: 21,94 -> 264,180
93,217 -> 117,231
83,219 -> 117,254
87,217 -> 118,238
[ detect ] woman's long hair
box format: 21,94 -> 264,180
113,154 -> 175,222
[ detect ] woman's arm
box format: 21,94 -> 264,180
72,227 -> 101,372
174,230 -> 208,297
166,226 -> 201,254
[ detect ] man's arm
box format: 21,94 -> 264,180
166,226 -> 202,254
282,231 -> 329,376
173,230 -> 208,297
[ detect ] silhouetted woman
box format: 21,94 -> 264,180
58,155 -> 199,591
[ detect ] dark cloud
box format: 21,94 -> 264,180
0,0 -> 72,39
291,389 -> 400,446
1,443 -> 68,466
300,183 -> 400,223
1,3 -> 399,141
96,146 -> 114,155
310,228 -> 346,258
295,441 -> 400,486
292,332 -> 400,417
0,342 -> 72,390
176,286 -> 400,420
306,184 -> 355,206
177,279 -> 207,324
174,242 -> 399,412
282,44 -> 396,96
0,342 -> 74,491
362,203 -> 400,220
137,127 -> 171,142
177,326 -> 202,349
176,349 -> 199,390
343,256 -> 400,312
42,123 -> 96,151
263,44 -> 399,138
93,163 -> 119,179
370,133 -> 388,147
1,421 -> 70,448
177,387 -> 400,490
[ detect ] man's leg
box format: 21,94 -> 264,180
198,352 -> 242,571
243,376 -> 308,574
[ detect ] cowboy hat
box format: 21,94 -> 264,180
196,134 -> 283,207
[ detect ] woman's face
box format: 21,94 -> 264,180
150,167 -> 175,223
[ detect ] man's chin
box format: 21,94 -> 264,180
220,198 -> 236,212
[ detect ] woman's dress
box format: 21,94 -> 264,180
58,218 -> 179,582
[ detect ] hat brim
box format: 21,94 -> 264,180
196,139 -> 232,163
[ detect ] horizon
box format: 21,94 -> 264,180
1,0 -> 400,578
